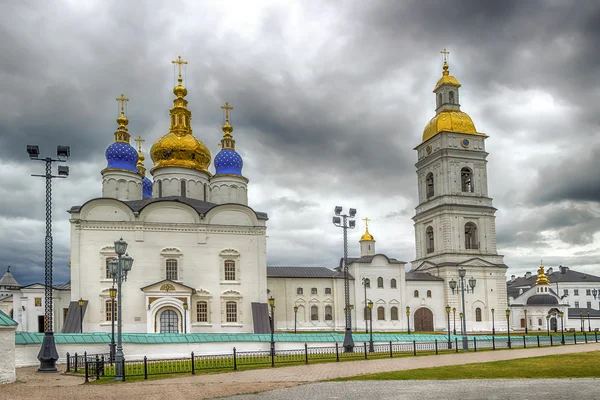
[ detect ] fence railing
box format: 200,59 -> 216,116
65,331 -> 599,382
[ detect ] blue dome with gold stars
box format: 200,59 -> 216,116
214,149 -> 243,176
105,141 -> 139,172
142,176 -> 153,199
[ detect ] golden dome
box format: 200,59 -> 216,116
422,109 -> 485,142
433,62 -> 461,92
536,265 -> 550,286
359,217 -> 375,242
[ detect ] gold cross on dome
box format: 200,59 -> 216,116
116,93 -> 129,114
134,136 -> 145,152
440,48 -> 450,63
221,101 -> 234,122
172,55 -> 188,78
363,217 -> 371,229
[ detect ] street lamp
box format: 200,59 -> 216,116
524,309 -> 528,334
78,298 -> 84,333
28,144 -> 70,372
110,238 -> 134,381
368,300 -> 374,352
293,305 -> 298,334
406,306 -> 411,334
491,308 -> 495,335
580,311 -> 584,332
546,315 -> 550,337
459,313 -> 464,335
452,307 -> 457,335
445,305 -> 452,349
109,285 -> 117,361
593,288 -> 598,300
183,301 -> 188,334
506,309 -> 511,348
268,296 -> 275,366
362,277 -> 369,334
449,267 -> 476,351
332,206 -> 357,351
559,311 -> 565,344
588,311 -> 591,332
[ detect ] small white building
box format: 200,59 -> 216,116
0,310 -> 17,384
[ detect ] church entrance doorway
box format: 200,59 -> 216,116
550,317 -> 557,332
414,307 -> 434,332
159,309 -> 179,333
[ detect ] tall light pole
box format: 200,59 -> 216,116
580,311 -> 584,332
109,286 -> 117,361
491,308 -> 495,335
406,306 -> 411,334
559,311 -> 565,344
293,305 -> 298,334
332,206 -> 357,352
449,267 -> 476,351
367,300 -> 374,352
452,307 -> 457,335
268,296 -> 275,366
445,305 -> 451,349
108,238 -> 134,381
183,301 -> 188,334
27,144 -> 70,372
546,315 -> 550,336
506,309 -> 511,348
588,311 -> 591,332
362,277 -> 369,333
78,298 -> 84,333
524,309 -> 528,334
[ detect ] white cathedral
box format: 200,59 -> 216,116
25,55 -> 514,334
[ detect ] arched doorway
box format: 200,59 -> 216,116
414,307 -> 434,332
550,317 -> 557,332
159,309 -> 179,333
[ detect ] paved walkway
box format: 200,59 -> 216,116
3,343 -> 600,400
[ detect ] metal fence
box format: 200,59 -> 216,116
65,331 -> 599,382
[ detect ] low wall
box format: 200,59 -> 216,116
0,326 -> 16,384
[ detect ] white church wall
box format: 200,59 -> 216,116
405,280 -> 446,331
0,326 -> 16,384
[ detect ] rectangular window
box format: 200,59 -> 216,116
586,289 -> 591,296
311,288 -> 318,295
166,259 -> 178,280
574,301 -> 580,308
564,289 -> 569,296
196,301 -> 208,322
105,257 -> 117,279
574,289 -> 579,296
224,261 -> 236,281
325,288 -> 332,295
226,301 -> 237,323
34,298 -> 42,307
105,300 -> 117,322
587,302 -> 592,309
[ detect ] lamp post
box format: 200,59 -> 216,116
559,311 -> 565,344
593,288 -> 598,300
332,206 -> 357,351
449,267 -> 476,351
109,286 -> 117,362
459,312 -> 464,336
580,311 -> 584,332
491,308 -> 495,335
546,315 -> 550,337
183,301 -> 188,334
452,307 -> 457,335
78,298 -> 84,333
588,311 -> 591,332
506,309 -> 511,348
524,309 -> 528,334
268,296 -> 275,366
445,305 -> 451,349
110,237 -> 134,381
362,277 -> 369,333
293,306 -> 298,334
368,300 -> 374,352
551,311 -> 557,333
406,306 -> 411,334
27,144 -> 70,372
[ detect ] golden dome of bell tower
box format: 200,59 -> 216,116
359,217 -> 376,257
150,56 -> 211,174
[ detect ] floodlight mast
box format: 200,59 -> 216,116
332,206 -> 357,352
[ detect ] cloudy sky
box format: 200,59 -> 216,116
1,0 -> 599,286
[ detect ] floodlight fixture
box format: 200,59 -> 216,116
334,206 -> 342,216
349,220 -> 356,229
57,145 -> 70,160
27,145 -> 40,159
332,216 -> 341,225
349,208 -> 357,218
57,166 -> 69,177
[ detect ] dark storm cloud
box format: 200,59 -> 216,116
1,0 -> 599,285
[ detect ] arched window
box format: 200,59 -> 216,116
364,278 -> 370,288
449,90 -> 455,104
105,257 -> 117,279
226,301 -> 237,323
391,279 -> 397,288
311,288 -> 318,295
476,307 -> 482,322
196,301 -> 208,322
426,173 -> 434,198
296,288 -> 303,295
437,93 -> 443,108
166,259 -> 178,280
311,305 -> 319,321
377,277 -> 384,288
105,300 -> 117,321
414,290 -> 419,298
391,307 -> 398,320
426,226 -> 434,253
157,180 -> 162,197
224,260 -> 236,281
325,305 -> 333,321
461,167 -> 473,192
377,306 -> 385,321
427,290 -> 432,298
181,180 -> 186,197
465,222 -> 479,249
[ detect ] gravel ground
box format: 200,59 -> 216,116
223,379 -> 600,400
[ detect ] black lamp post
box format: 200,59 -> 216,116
183,301 -> 188,334
27,144 -> 70,372
449,267 -> 476,351
506,309 -> 511,348
78,298 -> 84,333
551,311 -> 558,332
546,315 -> 550,337
293,305 -> 298,334
459,312 -> 464,336
491,308 -> 495,335
406,306 -> 411,334
109,286 -> 117,362
559,311 -> 565,344
588,311 -> 591,332
368,300 -> 374,352
362,277 -> 369,334
593,288 -> 598,300
580,311 -> 584,332
524,309 -> 528,334
110,237 -> 134,381
268,296 -> 275,366
445,305 -> 451,349
333,206 -> 357,351
452,307 -> 457,335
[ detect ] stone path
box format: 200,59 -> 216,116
3,343 -> 599,400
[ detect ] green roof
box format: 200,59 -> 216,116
0,310 -> 17,327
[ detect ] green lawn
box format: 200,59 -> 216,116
338,351 -> 600,380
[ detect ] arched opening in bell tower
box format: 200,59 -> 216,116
461,167 -> 473,192
465,222 -> 479,250
426,226 -> 434,254
426,173 -> 434,198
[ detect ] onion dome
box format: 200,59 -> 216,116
433,59 -> 461,92
134,136 -> 153,199
104,94 -> 139,172
536,265 -> 550,286
359,217 -> 375,242
150,56 -> 211,174
422,110 -> 478,142
142,177 -> 153,199
214,102 -> 243,176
